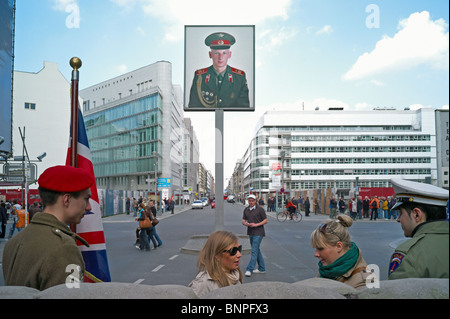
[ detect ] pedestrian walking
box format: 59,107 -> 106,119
2,165 -> 93,290
329,196 -> 337,219
363,196 -> 370,218
135,203 -> 151,251
132,197 -> 138,217
188,230 -> 243,297
388,179 -> 449,280
169,199 -> 175,214
125,197 -> 131,215
310,214 -> 370,289
148,200 -> 162,247
338,197 -> 346,215
0,202 -> 7,238
314,198 -> 320,215
242,194 -> 267,277
304,197 -> 310,217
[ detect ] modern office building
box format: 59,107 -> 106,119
183,118 -> 200,202
80,61 -> 185,198
229,107 -> 448,210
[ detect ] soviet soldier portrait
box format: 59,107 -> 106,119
188,32 -> 250,109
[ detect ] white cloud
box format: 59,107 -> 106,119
370,79 -> 385,87
315,25 -> 333,35
52,0 -> 78,11
343,11 -> 449,81
111,0 -> 294,42
136,26 -> 146,36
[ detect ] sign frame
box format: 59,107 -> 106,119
184,25 -> 255,112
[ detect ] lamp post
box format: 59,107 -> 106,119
152,151 -> 158,211
17,127 -> 46,213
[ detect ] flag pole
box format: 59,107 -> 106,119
69,57 -> 82,168
69,57 -> 81,233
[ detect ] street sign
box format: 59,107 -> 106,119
2,163 -> 37,183
157,178 -> 171,188
280,188 -> 285,193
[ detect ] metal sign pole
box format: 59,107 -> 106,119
215,109 -> 224,230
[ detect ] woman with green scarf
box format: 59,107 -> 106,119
310,214 -> 370,289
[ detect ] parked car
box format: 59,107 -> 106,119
227,195 -> 235,203
201,197 -> 209,206
192,200 -> 203,209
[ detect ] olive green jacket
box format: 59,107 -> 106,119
388,220 -> 449,280
2,212 -> 89,290
188,65 -> 250,108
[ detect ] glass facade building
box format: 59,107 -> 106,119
80,61 -> 185,194
84,93 -> 162,179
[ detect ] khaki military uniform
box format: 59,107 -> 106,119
388,221 -> 449,280
188,65 -> 249,108
2,212 -> 89,290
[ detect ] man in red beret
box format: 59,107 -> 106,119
2,165 -> 94,290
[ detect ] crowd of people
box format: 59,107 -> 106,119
189,180 -> 448,297
0,199 -> 42,239
126,196 -> 176,217
329,195 -> 400,221
1,165 -> 448,298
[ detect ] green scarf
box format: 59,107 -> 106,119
318,242 -> 360,279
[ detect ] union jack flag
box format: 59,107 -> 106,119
66,106 -> 111,283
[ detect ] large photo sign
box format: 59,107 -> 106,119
184,25 -> 255,111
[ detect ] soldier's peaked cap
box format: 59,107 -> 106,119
205,32 -> 236,50
390,178 -> 449,210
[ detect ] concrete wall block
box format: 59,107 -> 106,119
1,278 -> 448,299
357,278 -> 449,299
293,278 -> 359,298
38,282 -> 198,299
0,286 -> 40,299
202,281 -> 345,299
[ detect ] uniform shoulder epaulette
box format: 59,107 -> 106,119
230,67 -> 245,76
396,233 -> 426,254
196,68 -> 209,76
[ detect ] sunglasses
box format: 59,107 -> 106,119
318,224 -> 342,241
223,245 -> 242,256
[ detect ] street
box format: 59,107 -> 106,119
101,202 -> 403,286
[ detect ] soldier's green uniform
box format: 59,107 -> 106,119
2,212 -> 89,291
388,178 -> 449,280
188,65 -> 249,108
388,220 -> 449,279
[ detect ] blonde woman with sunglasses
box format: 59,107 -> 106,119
189,231 -> 243,297
310,214 -> 370,289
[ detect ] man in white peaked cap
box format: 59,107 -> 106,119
388,178 -> 449,280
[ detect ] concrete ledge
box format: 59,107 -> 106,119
1,278 -> 447,299
202,281 -> 346,299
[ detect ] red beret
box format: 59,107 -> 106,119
38,165 -> 94,192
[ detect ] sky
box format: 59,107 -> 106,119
13,0 -> 449,186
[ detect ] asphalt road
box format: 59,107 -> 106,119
101,202 -> 403,286
0,202 -> 404,287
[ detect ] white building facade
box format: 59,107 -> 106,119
1,61 -> 71,187
80,61 -> 185,197
236,107 -> 448,203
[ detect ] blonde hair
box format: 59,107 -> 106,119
310,214 -> 353,249
197,231 -> 243,287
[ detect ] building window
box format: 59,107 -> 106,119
25,102 -> 36,110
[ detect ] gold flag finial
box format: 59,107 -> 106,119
70,57 -> 82,71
